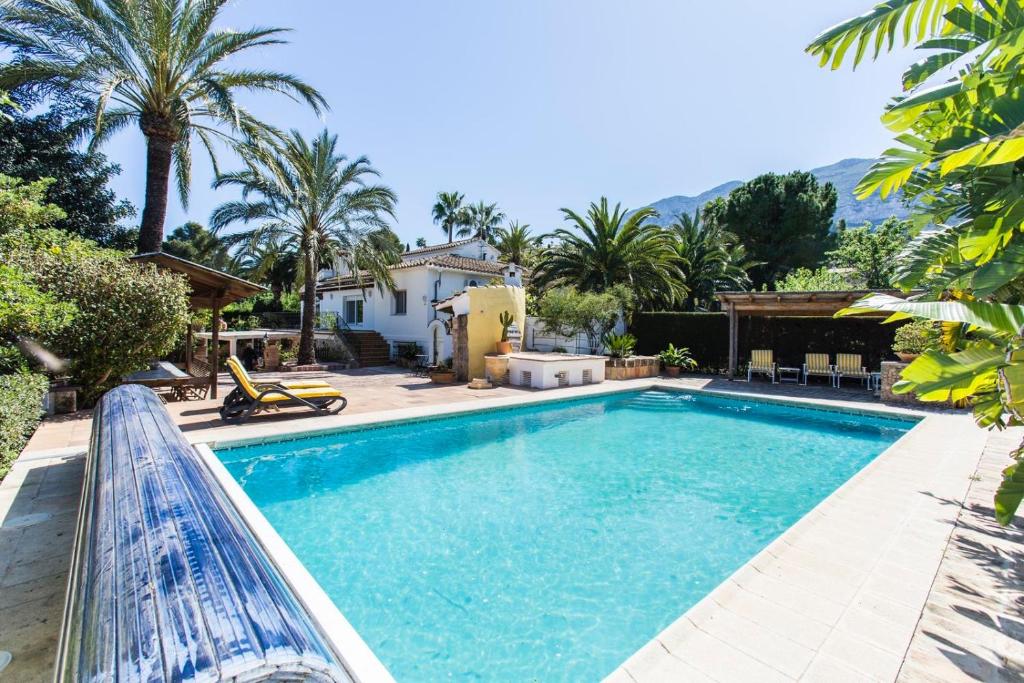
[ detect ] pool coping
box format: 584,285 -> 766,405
192,379 -> 980,682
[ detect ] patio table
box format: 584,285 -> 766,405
124,361 -> 207,401
777,366 -> 802,384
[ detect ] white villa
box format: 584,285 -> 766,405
315,237 -> 524,365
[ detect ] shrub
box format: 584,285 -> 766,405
0,372 -> 48,481
892,320 -> 936,356
535,286 -> 629,354
1,229 -> 191,403
0,262 -> 76,372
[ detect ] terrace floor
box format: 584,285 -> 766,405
0,368 -> 1021,681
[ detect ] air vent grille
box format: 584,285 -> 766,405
520,370 -> 532,387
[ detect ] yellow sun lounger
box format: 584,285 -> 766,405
747,349 -> 776,383
220,356 -> 346,423
227,355 -> 331,390
835,353 -> 871,389
802,353 -> 835,386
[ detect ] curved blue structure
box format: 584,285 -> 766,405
57,384 -> 350,682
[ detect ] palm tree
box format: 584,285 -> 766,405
432,191 -> 469,243
0,0 -> 327,253
461,201 -> 506,241
163,222 -> 230,270
668,209 -> 754,311
534,197 -> 685,307
211,129 -> 398,365
230,233 -> 299,310
494,221 -> 540,266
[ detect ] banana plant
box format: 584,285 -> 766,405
810,0 -> 1024,524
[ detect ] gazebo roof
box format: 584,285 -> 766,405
716,290 -> 916,317
131,252 -> 265,309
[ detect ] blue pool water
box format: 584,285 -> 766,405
216,390 -> 915,682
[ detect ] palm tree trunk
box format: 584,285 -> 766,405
298,251 -> 317,365
138,133 -> 174,253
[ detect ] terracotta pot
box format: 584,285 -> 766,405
896,352 -> 919,362
665,365 -> 681,377
495,341 -> 513,355
431,371 -> 456,384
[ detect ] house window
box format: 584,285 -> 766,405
344,298 -> 363,325
393,290 -> 407,316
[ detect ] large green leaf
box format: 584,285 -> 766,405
995,459 -> 1024,525
892,346 -> 1005,401
837,293 -> 1024,334
972,243 -> 1024,296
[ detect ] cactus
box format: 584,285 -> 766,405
498,310 -> 514,342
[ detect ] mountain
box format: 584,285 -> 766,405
643,158 -> 911,227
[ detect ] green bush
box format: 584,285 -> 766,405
892,320 -> 936,355
0,372 -> 47,481
1,229 -> 191,403
0,262 -> 76,372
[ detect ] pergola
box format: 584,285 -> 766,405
715,290 -> 915,377
131,252 -> 265,399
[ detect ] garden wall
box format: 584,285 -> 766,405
631,312 -> 906,372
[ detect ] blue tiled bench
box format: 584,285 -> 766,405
56,384 -> 350,682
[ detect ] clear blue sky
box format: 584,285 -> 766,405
98,0 -> 914,246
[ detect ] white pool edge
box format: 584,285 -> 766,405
196,380 -> 975,682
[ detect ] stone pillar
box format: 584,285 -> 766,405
880,360 -> 937,406
264,340 -> 280,371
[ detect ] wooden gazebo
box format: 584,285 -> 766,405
132,252 -> 265,398
715,290 -> 916,377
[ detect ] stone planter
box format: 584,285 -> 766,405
431,371 -> 456,384
605,356 -> 660,380
484,354 -> 510,385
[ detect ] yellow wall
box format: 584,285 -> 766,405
466,286 -> 526,380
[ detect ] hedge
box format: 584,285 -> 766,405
631,312 -> 906,372
0,373 -> 48,481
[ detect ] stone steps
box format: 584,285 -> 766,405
343,330 -> 392,367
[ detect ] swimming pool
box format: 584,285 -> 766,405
215,389 -> 916,681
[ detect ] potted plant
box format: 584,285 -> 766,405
892,320 -> 934,362
430,359 -> 456,384
603,332 -> 637,363
658,343 -> 697,377
496,310 -> 514,354
396,342 -> 420,368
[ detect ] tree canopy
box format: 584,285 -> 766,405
0,105 -> 136,247
703,171 -> 837,289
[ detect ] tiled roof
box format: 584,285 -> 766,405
401,237 -> 481,258
317,254 -> 515,291
392,254 -> 508,275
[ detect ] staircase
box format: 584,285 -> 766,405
343,330 -> 391,367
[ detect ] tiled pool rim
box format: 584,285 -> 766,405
193,380 -> 951,682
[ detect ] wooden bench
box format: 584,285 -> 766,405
56,384 -> 350,682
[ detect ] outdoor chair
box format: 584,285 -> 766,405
228,354 -> 331,390
835,353 -> 871,389
802,353 -> 835,387
747,349 -> 776,383
219,356 -> 346,423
